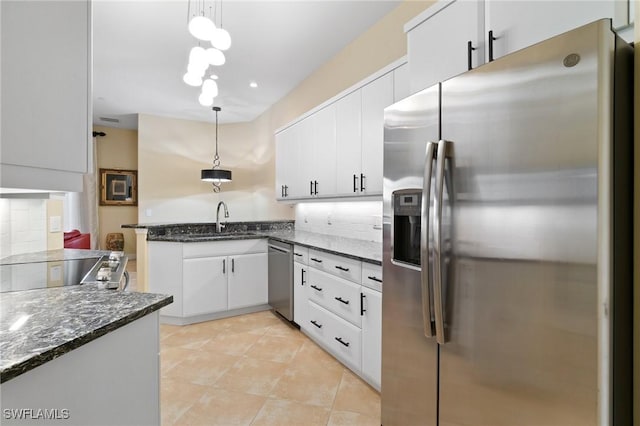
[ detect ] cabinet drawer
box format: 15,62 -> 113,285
293,245 -> 308,264
361,262 -> 382,292
307,300 -> 362,372
183,239 -> 266,258
308,268 -> 361,328
308,249 -> 362,283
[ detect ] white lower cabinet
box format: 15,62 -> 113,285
148,239 -> 268,324
361,286 -> 382,391
306,300 -> 362,374
183,256 -> 227,316
300,251 -> 382,390
228,253 -> 268,309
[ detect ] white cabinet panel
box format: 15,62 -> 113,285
361,287 -> 382,391
275,129 -> 289,200
293,245 -> 309,264
393,63 -> 410,102
407,0 -> 484,94
1,0 -> 90,191
361,72 -> 393,195
293,262 -> 307,326
183,256 -> 227,316
361,262 -> 383,292
308,268 -> 362,328
228,253 -> 268,309
148,242 -> 183,317
335,90 -> 363,196
486,0 -> 623,61
311,104 -> 337,197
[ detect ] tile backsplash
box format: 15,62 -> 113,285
295,201 -> 382,242
0,199 -> 47,258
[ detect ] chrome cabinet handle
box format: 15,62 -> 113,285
433,140 -> 451,345
421,141 -> 437,338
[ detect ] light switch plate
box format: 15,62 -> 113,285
49,216 -> 62,233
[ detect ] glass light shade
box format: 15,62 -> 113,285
201,79 -> 218,97
188,46 -> 208,68
198,93 -> 215,107
187,62 -> 207,77
210,28 -> 231,51
201,168 -> 232,182
205,48 -> 225,66
183,72 -> 203,87
188,16 -> 216,41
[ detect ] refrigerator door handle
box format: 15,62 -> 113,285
433,140 -> 450,345
420,141 -> 437,338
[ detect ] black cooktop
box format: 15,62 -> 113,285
0,257 -> 101,293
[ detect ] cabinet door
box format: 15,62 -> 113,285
361,287 -> 382,391
407,0 -> 483,94
393,63 -> 410,102
297,116 -> 315,198
311,104 -> 337,196
228,252 -> 268,309
486,0 -> 622,61
293,262 -> 307,327
183,256 -> 227,316
275,129 -> 290,200
1,0 -> 90,191
335,90 -> 363,196
361,72 -> 393,195
148,242 -> 183,317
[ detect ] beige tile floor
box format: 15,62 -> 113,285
159,311 -> 381,426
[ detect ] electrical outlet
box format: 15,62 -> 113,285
145,209 -> 153,217
49,216 -> 62,233
373,216 -> 382,230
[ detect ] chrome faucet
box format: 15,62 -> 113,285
216,201 -> 229,233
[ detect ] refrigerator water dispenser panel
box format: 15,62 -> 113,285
392,189 -> 422,267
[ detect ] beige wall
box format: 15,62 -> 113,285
137,1 -> 433,224
95,125 -> 138,255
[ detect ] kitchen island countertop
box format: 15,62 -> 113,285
0,285 -> 172,383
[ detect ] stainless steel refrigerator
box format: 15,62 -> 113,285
382,19 -> 633,426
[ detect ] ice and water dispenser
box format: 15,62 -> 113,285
392,189 -> 422,267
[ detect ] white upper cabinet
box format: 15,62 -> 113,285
1,0 -> 91,192
335,90 -> 363,196
406,0 -> 484,94
310,105 -> 337,197
406,0 -> 632,96
486,0 -> 628,61
361,72 -> 393,196
274,60 -> 405,201
393,63 -> 410,103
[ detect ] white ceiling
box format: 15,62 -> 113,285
93,0 -> 401,129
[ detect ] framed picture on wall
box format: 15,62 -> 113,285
100,168 -> 138,206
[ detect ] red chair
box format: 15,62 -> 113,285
64,230 -> 90,249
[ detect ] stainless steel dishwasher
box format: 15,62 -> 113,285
268,239 -> 293,321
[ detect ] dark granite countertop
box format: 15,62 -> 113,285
147,229 -> 382,265
0,286 -> 172,383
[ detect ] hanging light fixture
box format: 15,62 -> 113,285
201,106 -> 232,191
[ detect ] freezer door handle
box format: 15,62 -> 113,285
433,140 -> 451,345
420,141 -> 437,338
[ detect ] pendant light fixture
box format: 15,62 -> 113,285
201,106 -> 232,192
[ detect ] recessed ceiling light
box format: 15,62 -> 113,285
210,74 -> 219,80
249,81 -> 258,88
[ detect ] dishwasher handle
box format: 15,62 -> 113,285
268,244 -> 291,254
